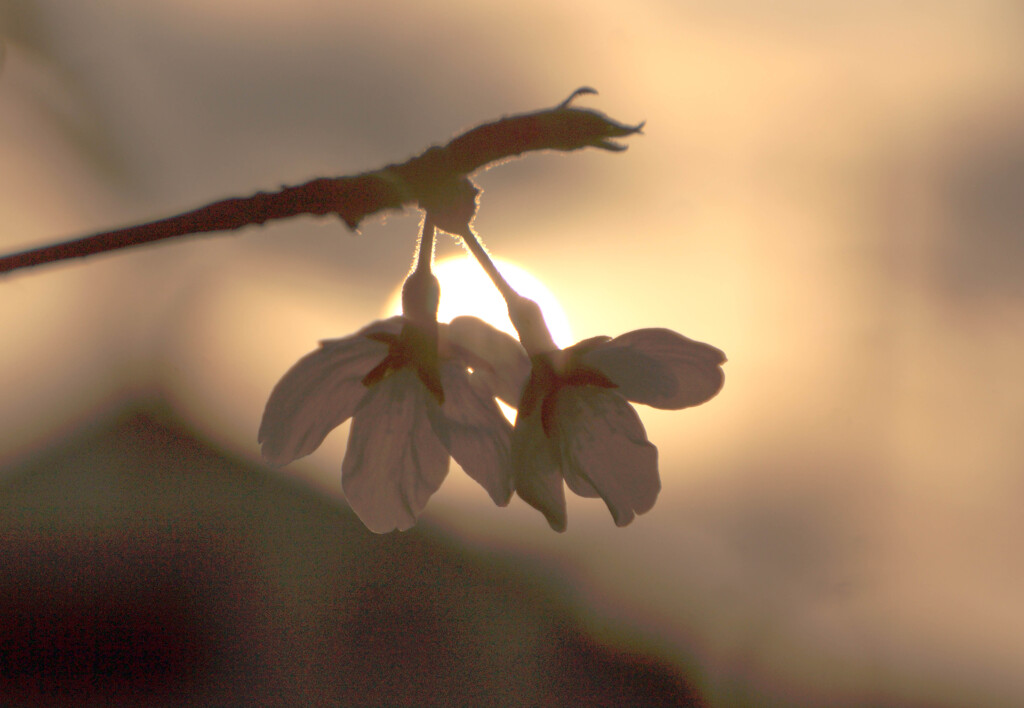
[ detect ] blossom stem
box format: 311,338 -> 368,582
456,226 -> 515,302
413,216 -> 436,275
457,226 -> 557,355
401,218 -> 440,327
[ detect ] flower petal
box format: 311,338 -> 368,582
511,408 -> 567,531
341,369 -> 450,533
426,362 -> 514,506
445,316 -> 530,406
552,388 -> 660,527
258,318 -> 404,466
581,328 -> 726,409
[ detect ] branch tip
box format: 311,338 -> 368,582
558,86 -> 599,108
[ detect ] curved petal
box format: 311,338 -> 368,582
445,316 -> 530,406
552,388 -> 660,527
427,362 -> 514,506
511,408 -> 567,531
258,319 -> 404,465
581,328 -> 726,409
341,369 -> 450,533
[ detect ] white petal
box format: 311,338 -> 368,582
354,316 -> 406,338
341,369 -> 450,533
552,388 -> 660,527
258,319 -> 404,465
511,408 -> 567,531
581,328 -> 726,409
445,316 -> 531,406
427,362 -> 514,506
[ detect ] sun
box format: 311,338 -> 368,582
385,255 -> 572,347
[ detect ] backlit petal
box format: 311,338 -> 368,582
553,388 -> 660,527
258,318 -> 404,465
582,328 -> 726,409
511,408 -> 567,531
341,369 -> 450,533
428,362 -> 514,506
445,316 -> 530,406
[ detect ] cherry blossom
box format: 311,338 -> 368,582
259,218 -> 529,533
506,298 -> 726,531
258,313 -> 528,533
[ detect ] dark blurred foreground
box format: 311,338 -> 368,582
0,407 -> 701,706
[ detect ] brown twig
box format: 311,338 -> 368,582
1,87 -> 641,275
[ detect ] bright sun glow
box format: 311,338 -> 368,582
385,256 -> 572,348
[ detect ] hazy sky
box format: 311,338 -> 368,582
3,2 -> 1024,704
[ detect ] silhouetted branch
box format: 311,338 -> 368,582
1,88 -> 641,275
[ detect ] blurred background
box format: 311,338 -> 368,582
2,1 -> 1023,705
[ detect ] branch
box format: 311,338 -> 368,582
1,88 -> 641,275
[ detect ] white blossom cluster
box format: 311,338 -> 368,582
259,216 -> 725,533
